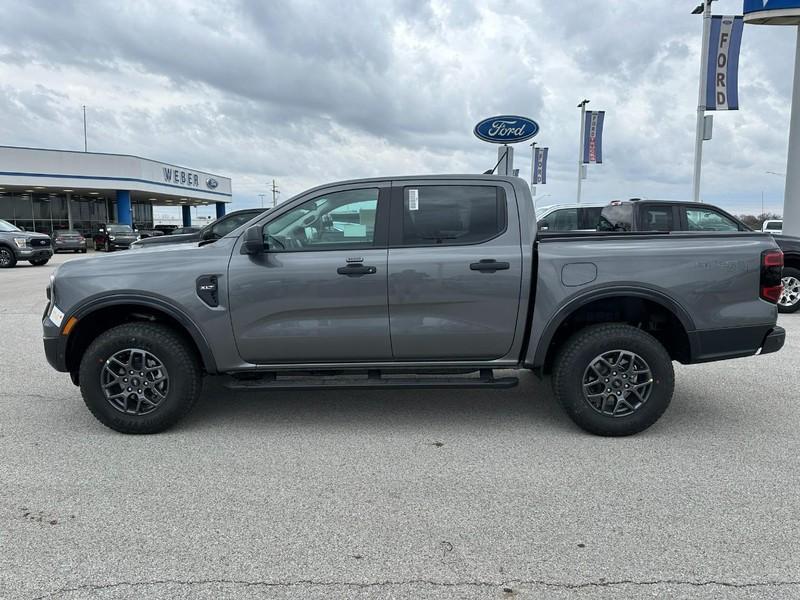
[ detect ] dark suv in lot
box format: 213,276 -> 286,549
131,209 -> 264,249
0,219 -> 53,268
93,224 -> 139,251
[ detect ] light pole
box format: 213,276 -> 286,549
691,0 -> 715,203
577,99 -> 590,204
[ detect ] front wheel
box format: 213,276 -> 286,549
79,323 -> 202,434
779,267 -> 800,314
0,246 -> 17,268
552,324 -> 674,436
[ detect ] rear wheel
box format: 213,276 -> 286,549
553,323 -> 674,436
779,267 -> 800,314
79,323 -> 202,434
0,246 -> 16,268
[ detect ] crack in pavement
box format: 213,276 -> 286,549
30,577 -> 800,599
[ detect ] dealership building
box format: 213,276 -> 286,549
0,146 -> 232,236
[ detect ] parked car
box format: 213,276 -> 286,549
762,219 -> 783,233
153,225 -> 179,235
52,230 -> 87,254
0,218 -> 52,268
43,176 -> 785,436
131,209 -> 264,249
93,224 -> 140,251
535,203 -> 606,232
597,199 -> 800,313
170,226 -> 202,235
135,229 -> 165,239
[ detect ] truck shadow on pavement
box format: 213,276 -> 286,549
179,370 -> 581,434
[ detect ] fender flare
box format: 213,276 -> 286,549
70,292 -> 218,374
531,285 -> 697,368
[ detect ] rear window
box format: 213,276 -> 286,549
598,204 -> 633,231
400,185 -> 506,246
641,206 -> 674,232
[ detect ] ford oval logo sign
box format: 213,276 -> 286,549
474,115 -> 539,144
206,178 -> 219,190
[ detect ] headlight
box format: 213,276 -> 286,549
13,237 -> 27,248
109,235 -> 116,241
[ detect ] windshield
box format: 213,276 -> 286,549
107,225 -> 133,233
766,222 -> 782,231
0,219 -> 21,233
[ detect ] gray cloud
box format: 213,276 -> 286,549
0,0 -> 795,217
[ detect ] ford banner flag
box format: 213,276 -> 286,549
533,147 -> 549,184
582,111 -> 605,164
706,15 -> 744,111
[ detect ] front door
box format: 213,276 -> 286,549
228,184 -> 391,364
387,181 -> 523,360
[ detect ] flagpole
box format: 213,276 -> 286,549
577,99 -> 589,204
530,141 -> 537,196
692,0 -> 713,203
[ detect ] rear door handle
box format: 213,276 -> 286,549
337,264 -> 377,276
470,259 -> 510,272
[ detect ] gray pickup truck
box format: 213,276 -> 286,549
0,219 -> 53,268
42,175 -> 786,436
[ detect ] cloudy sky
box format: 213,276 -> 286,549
0,0 -> 796,217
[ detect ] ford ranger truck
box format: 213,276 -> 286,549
42,176 -> 786,436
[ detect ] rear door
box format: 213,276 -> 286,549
387,181 -> 522,360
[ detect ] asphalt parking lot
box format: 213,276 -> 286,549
1,252 -> 799,600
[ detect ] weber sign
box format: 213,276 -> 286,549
474,115 -> 540,144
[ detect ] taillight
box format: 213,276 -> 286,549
760,249 -> 784,303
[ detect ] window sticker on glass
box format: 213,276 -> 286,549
408,189 -> 419,211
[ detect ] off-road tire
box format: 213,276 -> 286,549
79,323 -> 202,434
552,323 -> 674,436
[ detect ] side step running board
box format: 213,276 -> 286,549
224,369 -> 519,391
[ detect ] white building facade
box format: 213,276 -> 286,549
0,146 -> 232,236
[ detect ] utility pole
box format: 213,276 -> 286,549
82,105 -> 88,152
257,193 -> 266,208
577,99 -> 590,204
530,141 -> 537,197
692,0 -> 714,203
271,179 -> 280,207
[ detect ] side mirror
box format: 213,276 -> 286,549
242,225 -> 265,254
537,220 -> 549,231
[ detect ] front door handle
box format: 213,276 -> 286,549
337,264 -> 377,276
470,259 -> 510,272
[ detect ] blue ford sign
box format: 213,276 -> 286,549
206,178 -> 219,189
474,115 -> 539,144
744,0 -> 800,24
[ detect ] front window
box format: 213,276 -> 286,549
685,209 -> 739,232
264,189 -> 379,250
0,219 -> 21,233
